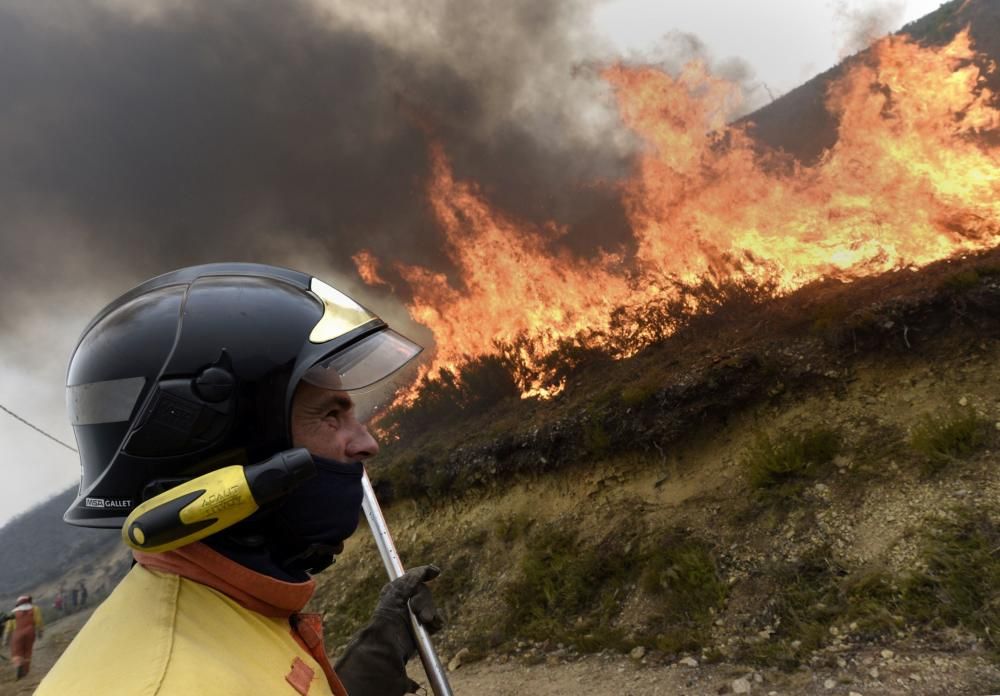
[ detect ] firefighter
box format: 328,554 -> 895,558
4,595 -> 43,679
37,264 -> 442,696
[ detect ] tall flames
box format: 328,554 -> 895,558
356,30 -> 1000,396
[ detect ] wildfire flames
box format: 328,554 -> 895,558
356,30 -> 1000,397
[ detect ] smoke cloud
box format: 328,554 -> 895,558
833,0 -> 907,57
0,0 -> 639,327
0,0 -> 645,523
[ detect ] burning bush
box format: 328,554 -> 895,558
379,353 -> 520,440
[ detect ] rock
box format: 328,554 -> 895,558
880,650 -> 895,660
732,677 -> 752,694
824,678 -> 836,689
868,667 -> 880,679
448,647 -> 470,672
849,692 -> 863,696
630,646 -> 646,660
679,656 -> 699,668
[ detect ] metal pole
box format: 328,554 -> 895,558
361,469 -> 455,696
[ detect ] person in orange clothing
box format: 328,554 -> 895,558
4,594 -> 43,680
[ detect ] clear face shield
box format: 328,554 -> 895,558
301,329 -> 423,424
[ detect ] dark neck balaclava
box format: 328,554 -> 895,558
207,454 -> 365,582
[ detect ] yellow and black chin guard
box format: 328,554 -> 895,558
123,449 -> 315,553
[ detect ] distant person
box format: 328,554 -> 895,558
4,595 -> 43,680
53,589 -> 64,614
70,585 -> 78,610
37,264 -> 442,696
77,580 -> 88,608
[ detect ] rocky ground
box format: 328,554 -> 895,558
314,254 -> 1000,696
432,646 -> 1000,696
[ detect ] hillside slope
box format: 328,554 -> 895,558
307,249 -> 1000,695
0,489 -> 122,608
741,0 -> 1000,162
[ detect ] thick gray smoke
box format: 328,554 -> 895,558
0,0 -> 638,330
833,0 -> 906,56
0,0 -> 642,523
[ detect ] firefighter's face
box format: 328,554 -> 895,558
290,381 -> 380,462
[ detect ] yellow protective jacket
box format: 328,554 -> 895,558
36,543 -> 349,696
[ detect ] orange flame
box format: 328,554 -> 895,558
358,29 -> 1000,396
392,145 -> 635,395
352,249 -> 390,288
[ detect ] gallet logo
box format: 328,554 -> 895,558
85,497 -> 132,509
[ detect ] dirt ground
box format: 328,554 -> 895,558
435,649 -> 1000,696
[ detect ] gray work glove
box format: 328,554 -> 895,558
335,565 -> 444,696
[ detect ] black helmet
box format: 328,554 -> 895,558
65,262 -> 421,528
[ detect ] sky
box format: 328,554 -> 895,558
0,0 -> 952,527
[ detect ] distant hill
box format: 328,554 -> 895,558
742,0 -> 1000,162
0,487 -> 120,606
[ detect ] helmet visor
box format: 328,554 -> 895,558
302,329 -> 422,422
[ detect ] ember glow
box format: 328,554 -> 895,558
359,30 -> 1000,396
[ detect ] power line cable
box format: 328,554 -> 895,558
0,403 -> 78,453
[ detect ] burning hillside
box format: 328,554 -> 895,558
356,28 -> 1000,399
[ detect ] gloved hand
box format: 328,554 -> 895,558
334,565 -> 444,696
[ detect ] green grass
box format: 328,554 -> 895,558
501,525 -> 725,656
503,526 -> 640,651
740,507 -> 1000,669
493,512 -> 534,543
941,269 -> 982,292
582,418 -> 612,457
639,535 -> 727,655
738,551 -> 903,670
899,508 -> 1000,654
620,374 -> 663,408
909,407 -> 987,474
744,427 -> 841,491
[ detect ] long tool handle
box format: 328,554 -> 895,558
361,470 -> 455,696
